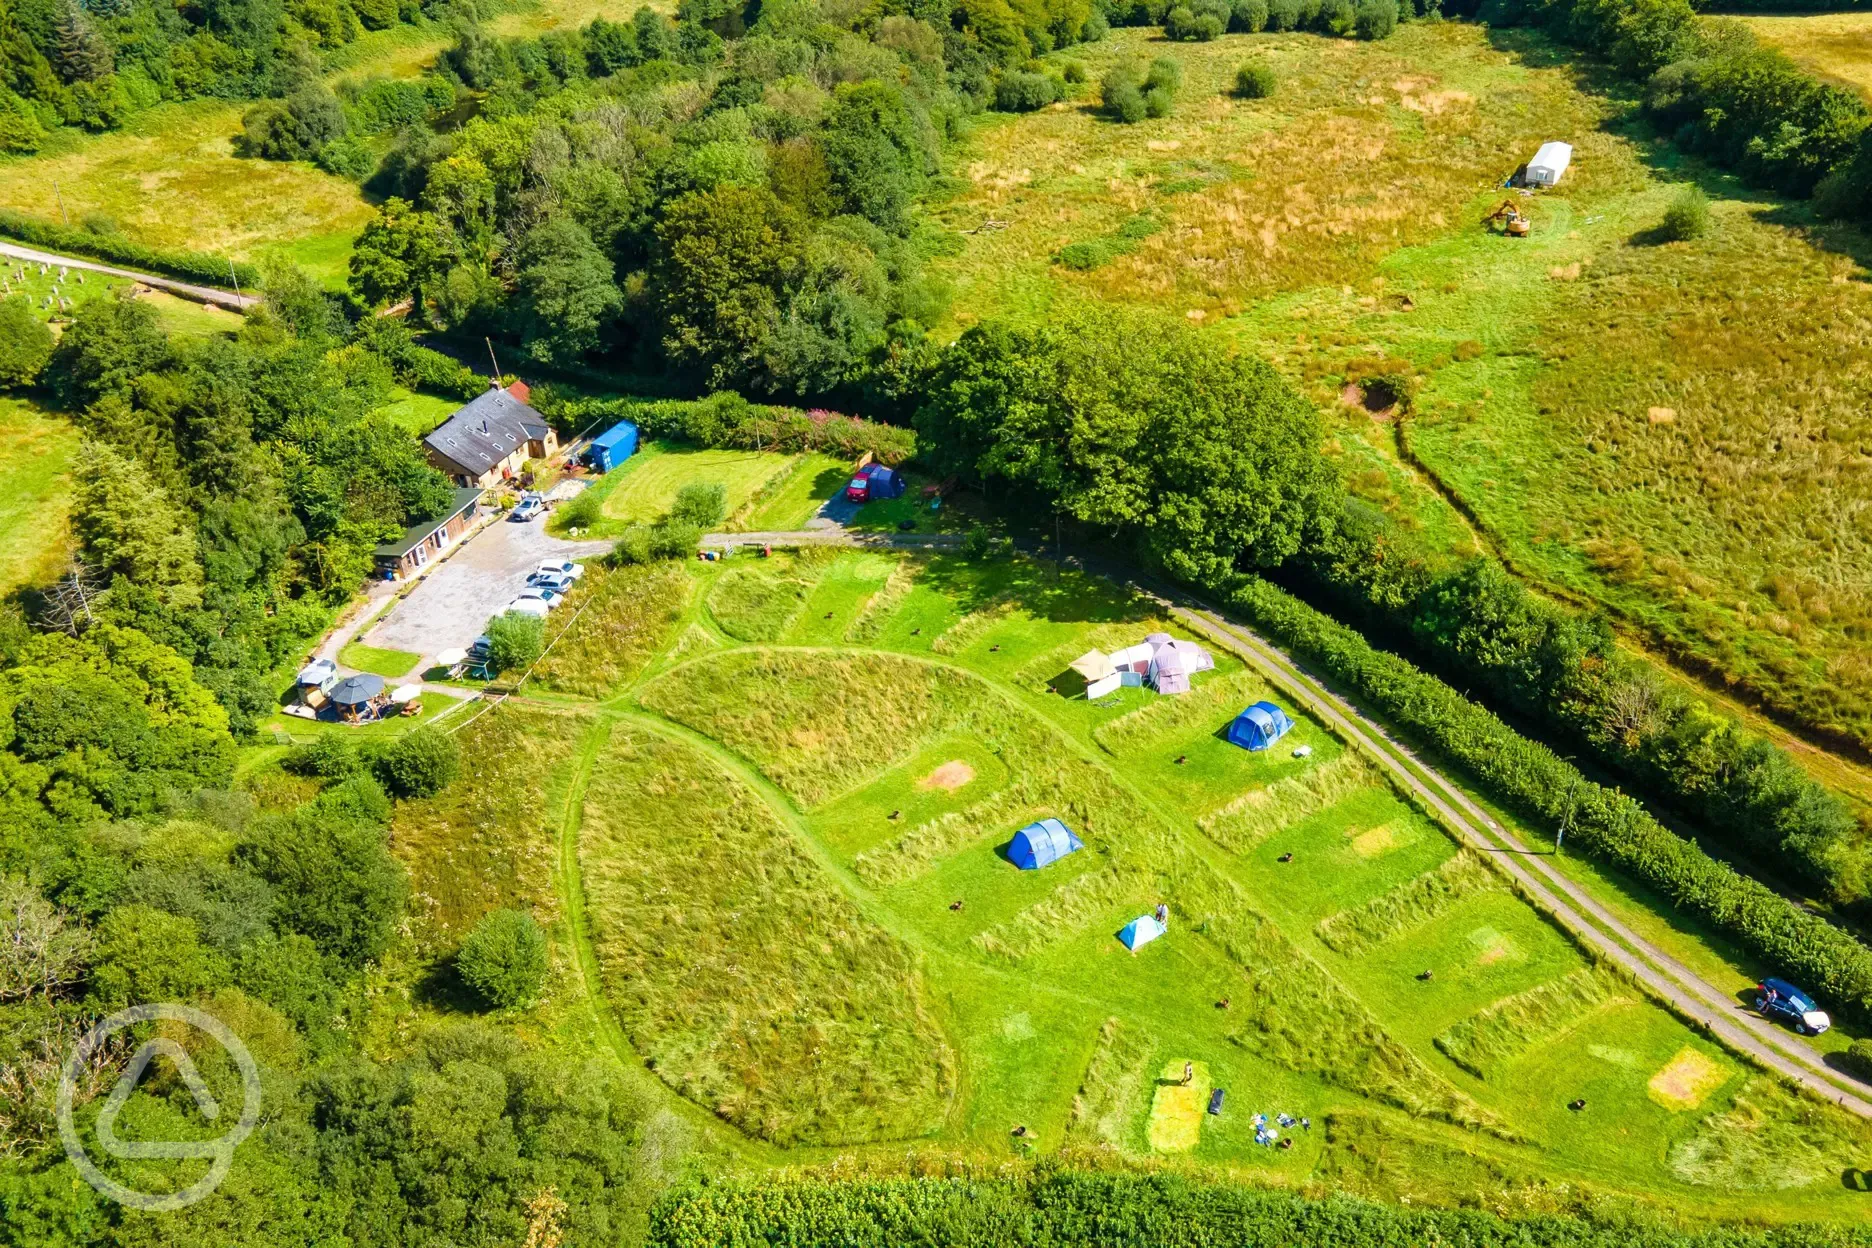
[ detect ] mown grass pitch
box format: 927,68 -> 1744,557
526,545 -> 1872,1221
0,397 -> 77,596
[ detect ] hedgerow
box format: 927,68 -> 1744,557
649,1170 -> 1872,1246
542,390 -> 916,464
0,210 -> 260,289
1223,574 -> 1872,1019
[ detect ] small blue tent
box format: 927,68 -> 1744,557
1227,701 -> 1295,752
1118,914 -> 1167,952
863,463 -> 907,500
587,421 -> 640,473
1008,818 -> 1082,870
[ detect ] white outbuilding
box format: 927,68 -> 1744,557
1526,141 -> 1573,187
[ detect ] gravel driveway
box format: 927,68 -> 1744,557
362,515 -> 609,659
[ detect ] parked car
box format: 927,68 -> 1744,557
504,597 -> 552,619
514,587 -> 563,611
510,493 -> 547,522
531,571 -> 576,595
532,560 -> 585,583
1755,978 -> 1830,1035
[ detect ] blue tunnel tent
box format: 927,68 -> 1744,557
863,463 -> 907,500
1227,701 -> 1295,752
586,421 -> 639,473
1008,818 -> 1082,870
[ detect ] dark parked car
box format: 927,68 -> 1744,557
1755,978 -> 1830,1035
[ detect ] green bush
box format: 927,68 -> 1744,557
995,70 -> 1062,111
375,728 -> 461,799
1165,6 -> 1224,38
556,488 -> 603,531
1321,0 -> 1357,34
1231,0 -> 1270,29
1266,0 -> 1302,27
456,908 -> 549,1008
1845,1037 -> 1872,1081
484,610 -> 546,674
287,733 -> 362,780
1658,185 -> 1711,240
669,481 -> 728,529
1354,0 -> 1397,37
1101,70 -> 1148,122
1057,239 -> 1120,270
1062,60 -> 1087,84
0,296 -> 53,387
1235,63 -> 1277,98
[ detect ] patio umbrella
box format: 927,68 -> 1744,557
390,685 -> 422,704
329,673 -> 386,707
436,648 -> 467,666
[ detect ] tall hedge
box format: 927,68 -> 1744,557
651,1171 -> 1872,1247
0,211 -> 260,290
544,390 -> 917,463
1225,574 -> 1872,1019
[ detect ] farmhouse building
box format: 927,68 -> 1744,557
372,486 -> 485,579
422,382 -> 558,488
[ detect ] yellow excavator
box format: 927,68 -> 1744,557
1484,199 -> 1531,237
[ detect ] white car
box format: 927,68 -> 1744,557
531,571 -> 577,595
532,560 -> 584,583
510,493 -> 546,522
516,586 -> 564,610
503,597 -> 551,619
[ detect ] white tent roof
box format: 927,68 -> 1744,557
1070,650 -> 1115,681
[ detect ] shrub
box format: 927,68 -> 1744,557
375,728 -> 461,798
0,297 -> 53,387
1354,0 -> 1397,38
1165,6 -> 1224,38
1101,70 -> 1148,123
1321,0 -> 1357,34
287,733 -> 362,780
1231,0 -> 1270,29
669,481 -> 728,529
484,610 -> 546,674
1062,60 -> 1087,84
1266,0 -> 1302,27
456,908 -> 549,1008
1057,239 -> 1120,270
1145,86 -> 1176,117
1145,57 -> 1183,92
650,518 -> 702,560
1235,63 -> 1277,98
995,70 -> 1061,112
1847,1038 -> 1872,1081
1658,185 -> 1711,240
556,488 -> 602,531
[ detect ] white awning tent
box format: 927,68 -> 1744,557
1070,649 -> 1121,699
1526,141 -> 1572,187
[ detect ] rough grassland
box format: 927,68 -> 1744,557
1316,851 -> 1502,954
705,559 -> 823,644
1669,1076 -> 1872,1191
1434,966 -> 1629,1078
1743,13 -> 1872,102
390,704 -> 584,947
1199,750 -> 1378,852
530,561 -> 689,697
579,723 -> 953,1146
1065,1016 -> 1154,1150
0,398 -> 77,595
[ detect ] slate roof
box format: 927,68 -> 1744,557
374,487 -> 485,560
424,387 -> 553,478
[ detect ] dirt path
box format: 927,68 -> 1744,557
0,241 -> 257,310
1169,604 -> 1872,1119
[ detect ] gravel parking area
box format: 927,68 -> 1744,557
361,514 -> 608,659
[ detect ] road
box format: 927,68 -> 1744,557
0,241 -> 257,311
704,525 -> 1872,1116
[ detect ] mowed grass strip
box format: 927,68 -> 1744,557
599,443 -> 799,527
846,558 -> 918,643
579,724 -> 953,1145
1094,669 -> 1268,755
1315,850 -> 1501,955
338,643 -> 422,678
530,561 -> 689,697
390,705 -> 587,946
0,398 -> 77,595
1199,751 -> 1378,852
1065,1016 -> 1154,1150
1433,966 -> 1629,1079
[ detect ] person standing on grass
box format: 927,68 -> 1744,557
1182,1062 -> 1193,1086
1155,902 -> 1168,926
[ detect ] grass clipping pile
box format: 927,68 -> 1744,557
579,724 -> 954,1146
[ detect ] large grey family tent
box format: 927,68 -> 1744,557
1147,638 -> 1214,696
864,463 -> 907,499
1118,913 -> 1167,952
1228,702 -> 1294,751
1009,818 -> 1083,870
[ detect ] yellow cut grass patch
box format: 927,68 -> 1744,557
1147,1059 -> 1212,1153
1350,821 -> 1402,858
1468,925 -> 1520,967
918,760 -> 977,792
1647,1047 -> 1730,1112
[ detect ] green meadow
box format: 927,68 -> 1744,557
370,542 -> 1872,1223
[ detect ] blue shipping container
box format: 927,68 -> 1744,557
587,421 -> 640,473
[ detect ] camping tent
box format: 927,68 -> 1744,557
587,421 -> 639,472
1148,639 -> 1213,695
1227,701 -> 1294,751
1070,650 -> 1120,699
864,463 -> 907,500
1118,914 -> 1167,952
1526,141 -> 1572,186
1109,642 -> 1154,674
1009,818 -> 1083,870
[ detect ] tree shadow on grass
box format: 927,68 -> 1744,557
412,954 -> 485,1015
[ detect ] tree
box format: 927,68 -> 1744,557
87,905 -> 228,1008
0,876 -> 92,1002
653,185 -> 805,388
669,481 -> 727,528
819,81 -> 927,233
44,294 -> 170,409
51,0 -> 113,82
483,610 -> 545,674
240,82 -> 348,161
71,443 -> 205,612
1354,0 -> 1396,39
0,297 -> 52,387
348,197 -> 453,315
456,909 -> 548,1008
237,781 -> 407,965
509,217 -> 621,364
375,728 -> 461,798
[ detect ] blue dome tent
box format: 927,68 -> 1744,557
1227,701 -> 1294,752
1008,818 -> 1082,870
1118,913 -> 1167,952
864,463 -> 906,500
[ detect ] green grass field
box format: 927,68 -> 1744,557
363,544 -> 1872,1225
0,397 -> 78,595
372,388 -> 463,437
562,442 -> 802,537
337,642 -> 422,678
